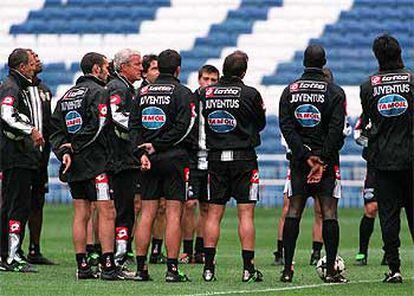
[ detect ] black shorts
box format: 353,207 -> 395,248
208,160 -> 259,205
188,168 -> 208,202
140,149 -> 189,201
134,171 -> 142,195
289,162 -> 341,199
362,166 -> 377,204
69,173 -> 111,201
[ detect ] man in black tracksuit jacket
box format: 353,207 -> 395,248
0,49 -> 44,272
200,51 -> 266,283
360,35 -> 413,283
129,49 -> 194,282
180,65 -> 219,264
353,111 -> 387,266
106,49 -> 142,266
50,52 -> 125,281
279,45 -> 347,283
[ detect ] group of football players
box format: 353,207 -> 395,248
0,33 -> 412,285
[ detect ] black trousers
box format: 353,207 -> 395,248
0,168 -> 36,259
112,169 -> 138,239
376,168 -> 413,272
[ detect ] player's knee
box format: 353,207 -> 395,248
98,201 -> 116,221
134,196 -> 142,213
157,200 -> 166,216
199,203 -> 209,216
322,209 -> 338,221
185,199 -> 197,211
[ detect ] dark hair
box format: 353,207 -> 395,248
198,64 -> 219,79
80,52 -> 106,74
222,50 -> 248,78
142,54 -> 158,73
322,67 -> 334,83
8,48 -> 29,69
158,50 -> 181,74
372,34 -> 404,71
303,44 -> 326,68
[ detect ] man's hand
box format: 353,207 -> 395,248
306,156 -> 325,184
62,153 -> 72,175
140,154 -> 151,171
31,128 -> 45,147
138,143 -> 156,155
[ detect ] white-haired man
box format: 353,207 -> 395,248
106,49 -> 143,268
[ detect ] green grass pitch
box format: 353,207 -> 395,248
1,205 -> 413,295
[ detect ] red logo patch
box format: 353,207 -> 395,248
205,87 -> 215,98
250,169 -> 259,184
110,94 -> 121,105
140,86 -> 149,95
98,104 -> 107,118
184,167 -> 190,182
289,83 -> 299,92
1,96 -> 15,106
334,165 -> 341,180
9,220 -> 21,234
95,174 -> 109,184
371,76 -> 382,86
116,227 -> 129,241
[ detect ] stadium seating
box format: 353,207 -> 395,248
0,0 -> 411,206
10,0 -> 170,34
262,0 -> 414,86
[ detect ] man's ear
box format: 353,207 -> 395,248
175,66 -> 181,78
240,71 -> 246,79
91,64 -> 100,75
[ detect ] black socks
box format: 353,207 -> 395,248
282,217 -> 300,271
359,215 -> 375,256
323,219 -> 339,275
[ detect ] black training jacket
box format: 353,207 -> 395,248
50,75 -> 110,182
0,70 -> 42,171
279,68 -> 346,165
106,73 -> 139,174
129,73 -> 194,156
360,69 -> 413,170
201,76 -> 266,152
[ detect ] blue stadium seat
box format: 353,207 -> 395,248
263,0 -> 414,86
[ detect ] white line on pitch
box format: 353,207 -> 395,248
180,278 -> 413,296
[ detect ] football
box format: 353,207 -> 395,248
316,255 -> 346,280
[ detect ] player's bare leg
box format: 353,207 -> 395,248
194,202 -> 208,263
73,200 -> 97,279
86,202 -> 100,266
274,194 -> 289,265
356,201 -> 379,265
135,200 -> 158,280
238,203 -> 262,282
310,198 -> 323,265
180,199 -> 198,263
203,204 -> 226,281
149,198 -> 166,263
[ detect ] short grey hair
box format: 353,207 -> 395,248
113,49 -> 141,72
